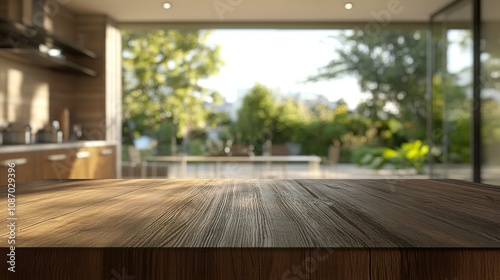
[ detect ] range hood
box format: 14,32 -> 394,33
0,0 -> 97,76
0,17 -> 97,58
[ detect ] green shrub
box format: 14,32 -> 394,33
357,140 -> 429,174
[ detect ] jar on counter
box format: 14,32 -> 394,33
2,123 -> 32,145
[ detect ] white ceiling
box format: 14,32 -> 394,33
63,0 -> 454,23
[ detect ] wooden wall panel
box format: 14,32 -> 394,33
72,16 -> 106,141
2,0 -> 22,22
73,15 -> 121,143
0,56 -> 77,134
49,73 -> 76,124
44,4 -> 77,41
0,1 -> 78,133
0,56 -> 50,131
0,1 -> 7,17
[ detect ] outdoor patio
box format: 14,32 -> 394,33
122,162 -> 431,180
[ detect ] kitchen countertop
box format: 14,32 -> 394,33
1,179 -> 499,279
0,140 -> 116,153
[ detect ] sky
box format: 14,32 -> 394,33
199,29 -> 368,109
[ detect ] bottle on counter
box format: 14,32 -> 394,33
70,124 -> 83,141
60,108 -> 70,142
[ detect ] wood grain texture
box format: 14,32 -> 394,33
71,15 -> 122,143
0,2 -> 6,16
0,179 -> 498,248
369,249 -> 500,280
0,179 -> 499,279
45,5 -> 77,42
0,248 -> 371,280
1,248 -> 499,280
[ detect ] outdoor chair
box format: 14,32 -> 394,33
323,144 -> 341,178
125,145 -> 147,178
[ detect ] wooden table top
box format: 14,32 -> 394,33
1,179 -> 499,248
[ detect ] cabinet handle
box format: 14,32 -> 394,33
100,148 -> 114,156
47,154 -> 67,161
76,151 -> 90,159
0,158 -> 28,166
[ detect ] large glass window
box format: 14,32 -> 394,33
121,27 -> 432,179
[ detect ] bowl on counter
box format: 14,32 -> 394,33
35,130 -> 63,143
35,121 -> 64,144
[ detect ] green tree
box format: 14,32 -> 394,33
309,101 -> 334,121
235,84 -> 276,152
272,98 -> 309,144
121,29 -> 223,144
310,29 -> 428,140
206,111 -> 231,127
431,74 -> 471,163
293,100 -> 353,156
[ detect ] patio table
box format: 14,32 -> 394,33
146,155 -> 322,178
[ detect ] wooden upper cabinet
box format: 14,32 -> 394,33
0,151 -> 40,185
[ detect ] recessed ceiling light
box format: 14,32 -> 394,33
162,2 -> 172,9
344,2 -> 353,10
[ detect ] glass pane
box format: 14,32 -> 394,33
430,0 -> 473,180
481,0 -> 500,185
